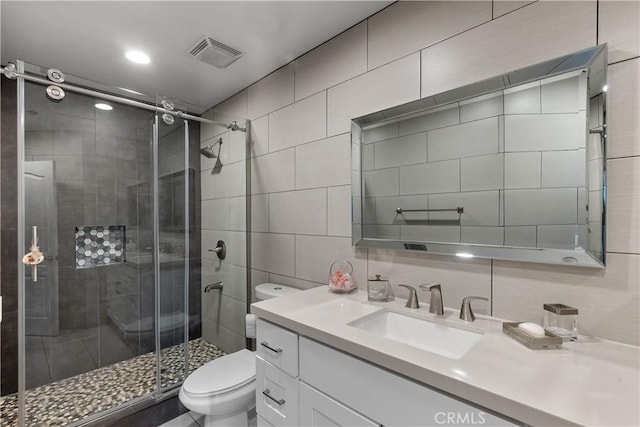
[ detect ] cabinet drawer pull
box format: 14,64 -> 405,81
262,389 -> 285,406
260,341 -> 283,354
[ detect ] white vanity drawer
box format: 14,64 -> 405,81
256,319 -> 299,377
256,356 -> 299,427
300,382 -> 378,427
300,337 -> 517,427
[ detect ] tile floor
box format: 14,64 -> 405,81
25,323 -> 141,389
0,338 -> 224,427
159,408 -> 258,427
159,411 -> 204,427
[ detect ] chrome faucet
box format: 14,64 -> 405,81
419,284 -> 444,315
459,296 -> 488,321
397,284 -> 420,309
204,281 -> 223,293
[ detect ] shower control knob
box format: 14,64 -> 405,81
207,240 -> 226,260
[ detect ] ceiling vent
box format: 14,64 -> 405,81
188,35 -> 243,69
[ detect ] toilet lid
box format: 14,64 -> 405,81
182,349 -> 256,397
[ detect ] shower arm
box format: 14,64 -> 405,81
1,63 -> 245,130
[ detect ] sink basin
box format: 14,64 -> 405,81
348,310 -> 483,359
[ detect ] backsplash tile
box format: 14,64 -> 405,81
367,249 -> 492,316
492,254 -> 640,346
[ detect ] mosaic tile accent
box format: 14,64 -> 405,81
0,338 -> 224,427
75,226 -> 125,269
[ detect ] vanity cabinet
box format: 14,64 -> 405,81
256,319 -> 300,427
256,319 -> 519,427
299,382 -> 378,427
300,337 -> 517,427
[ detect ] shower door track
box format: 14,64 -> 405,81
1,64 -> 228,127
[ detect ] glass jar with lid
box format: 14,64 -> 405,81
367,274 -> 389,302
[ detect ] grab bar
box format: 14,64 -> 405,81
396,207 -> 463,214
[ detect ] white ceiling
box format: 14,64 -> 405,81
1,1 -> 392,114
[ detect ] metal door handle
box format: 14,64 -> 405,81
262,389 -> 285,405
260,341 -> 283,354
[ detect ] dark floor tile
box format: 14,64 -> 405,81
48,339 -> 98,381
113,396 -> 181,427
25,347 -> 52,389
82,323 -> 139,368
1,310 -> 18,395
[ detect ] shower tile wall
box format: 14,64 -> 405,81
206,0 -> 639,346
1,78 -> 20,394
199,117 -> 248,354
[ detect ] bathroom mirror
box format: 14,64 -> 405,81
352,45 -> 607,268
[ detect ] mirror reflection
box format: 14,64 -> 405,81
352,45 -> 607,268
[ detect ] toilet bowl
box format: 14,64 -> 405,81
179,283 -> 300,427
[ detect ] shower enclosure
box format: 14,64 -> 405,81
0,61 -> 249,426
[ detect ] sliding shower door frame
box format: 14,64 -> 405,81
15,59 -> 27,427
10,60 -> 197,426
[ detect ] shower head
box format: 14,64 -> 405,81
200,138 -> 222,159
226,121 -> 246,132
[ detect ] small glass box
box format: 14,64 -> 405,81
367,274 -> 389,302
543,303 -> 578,341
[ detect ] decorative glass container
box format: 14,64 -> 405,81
328,260 -> 356,293
367,274 -> 389,302
543,303 -> 578,341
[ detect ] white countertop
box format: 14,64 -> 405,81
251,287 -> 640,426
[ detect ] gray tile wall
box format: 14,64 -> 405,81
199,114 -> 248,353
204,1 -> 639,345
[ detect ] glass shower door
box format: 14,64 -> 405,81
18,79 -> 159,426
156,115 -> 190,391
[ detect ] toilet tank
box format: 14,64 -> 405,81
255,283 -> 300,301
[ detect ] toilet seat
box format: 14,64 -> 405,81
181,349 -> 256,398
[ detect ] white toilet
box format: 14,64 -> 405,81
179,283 -> 300,427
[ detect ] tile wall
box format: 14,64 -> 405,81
203,1 -> 639,346
199,118 -> 249,353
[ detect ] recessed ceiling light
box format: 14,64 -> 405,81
125,50 -> 150,64
95,103 -> 113,111
602,85 -> 608,92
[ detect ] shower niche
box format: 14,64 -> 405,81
352,45 -> 607,268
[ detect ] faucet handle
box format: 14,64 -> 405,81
460,296 -> 488,322
397,284 -> 419,309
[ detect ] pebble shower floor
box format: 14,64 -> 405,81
0,338 -> 224,426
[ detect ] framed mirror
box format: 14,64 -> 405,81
352,45 -> 607,268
